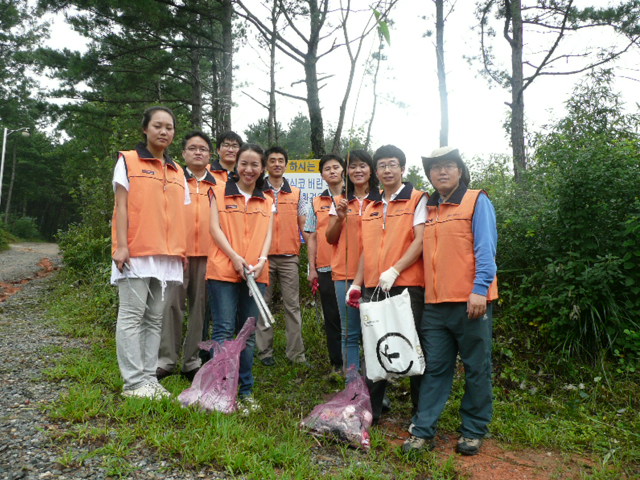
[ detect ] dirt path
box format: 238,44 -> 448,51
378,418 -> 593,479
0,242 -> 61,302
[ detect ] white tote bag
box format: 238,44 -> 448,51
360,288 -> 425,383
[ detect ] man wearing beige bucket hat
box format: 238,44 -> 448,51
403,147 -> 498,456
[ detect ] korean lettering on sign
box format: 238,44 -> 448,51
285,159 -> 324,204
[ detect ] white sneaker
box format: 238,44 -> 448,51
149,382 -> 171,398
122,382 -> 170,399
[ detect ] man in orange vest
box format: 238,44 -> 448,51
157,132 -> 217,382
256,146 -> 309,366
304,154 -> 345,371
210,131 -> 243,183
403,147 -> 498,456
350,144 -> 427,423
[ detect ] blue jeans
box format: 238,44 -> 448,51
334,280 -> 361,374
412,302 -> 493,439
207,279 -> 266,397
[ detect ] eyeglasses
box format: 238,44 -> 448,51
220,142 -> 240,150
185,146 -> 210,153
430,163 -> 458,173
376,161 -> 401,171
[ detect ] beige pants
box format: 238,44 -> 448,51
256,255 -> 306,362
157,256 -> 207,372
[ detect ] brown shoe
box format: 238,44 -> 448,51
402,434 -> 435,454
155,367 -> 173,381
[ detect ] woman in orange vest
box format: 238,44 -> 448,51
206,143 -> 274,414
111,106 -> 189,400
326,150 -> 381,375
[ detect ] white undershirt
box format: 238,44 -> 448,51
110,156 -> 189,286
328,187 -> 426,226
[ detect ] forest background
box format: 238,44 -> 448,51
1,0 -> 640,477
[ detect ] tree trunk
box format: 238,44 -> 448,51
267,0 -> 278,146
4,143 -> 17,223
188,30 -> 203,129
436,0 -> 449,147
509,0 -> 526,180
305,55 -> 325,157
220,0 -> 233,133
306,0 -> 325,157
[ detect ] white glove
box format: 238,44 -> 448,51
379,267 -> 400,291
346,284 -> 361,304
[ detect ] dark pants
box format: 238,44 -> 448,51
318,270 -> 342,368
411,302 -> 493,439
363,285 -> 425,422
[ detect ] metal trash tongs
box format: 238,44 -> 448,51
244,266 -> 275,328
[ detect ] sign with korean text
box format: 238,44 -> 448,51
285,159 -> 324,206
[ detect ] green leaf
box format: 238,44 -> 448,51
373,9 -> 391,45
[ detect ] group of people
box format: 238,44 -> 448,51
111,105 -> 498,456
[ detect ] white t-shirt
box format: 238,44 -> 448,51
110,155 -> 189,286
381,185 -> 427,226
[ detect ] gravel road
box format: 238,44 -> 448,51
0,243 -> 61,283
0,243 -> 226,480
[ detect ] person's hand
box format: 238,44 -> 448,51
346,284 -> 362,309
308,268 -> 318,285
467,293 -> 488,319
247,257 -> 267,279
231,254 -> 250,279
182,256 -> 189,272
335,198 -> 349,220
112,246 -> 130,273
310,276 -> 319,296
379,267 -> 399,292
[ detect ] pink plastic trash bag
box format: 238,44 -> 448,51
300,367 -> 373,449
178,317 -> 256,414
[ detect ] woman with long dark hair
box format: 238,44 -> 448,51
206,143 -> 274,414
326,150 -> 380,375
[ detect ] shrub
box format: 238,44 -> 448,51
57,159 -> 113,279
478,70 -> 640,364
8,216 -> 42,240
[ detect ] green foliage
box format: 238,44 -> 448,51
0,222 -> 15,250
478,70 -> 640,363
245,113 -> 367,159
404,165 -> 428,192
7,216 -> 42,240
245,113 -> 314,158
56,153 -> 114,278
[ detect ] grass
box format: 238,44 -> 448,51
41,270 -> 640,479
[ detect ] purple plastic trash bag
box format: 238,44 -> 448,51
178,317 -> 256,414
300,367 -> 373,449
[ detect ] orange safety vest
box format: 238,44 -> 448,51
184,168 -> 217,257
361,183 -> 426,288
209,159 -> 234,184
206,181 -> 273,284
263,178 -> 302,255
111,147 -> 187,258
423,187 -> 498,303
330,190 -> 382,281
312,190 -> 337,269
